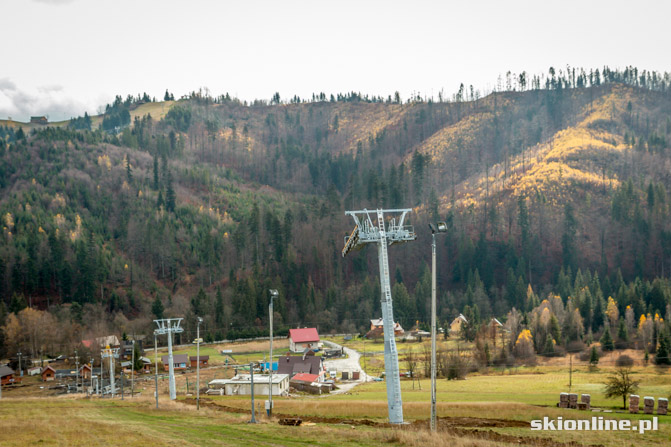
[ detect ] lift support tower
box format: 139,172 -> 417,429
342,208 -> 416,424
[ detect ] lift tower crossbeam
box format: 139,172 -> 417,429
342,208 -> 416,424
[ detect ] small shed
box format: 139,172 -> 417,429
79,364 -> 92,379
0,365 -> 20,386
41,365 -> 56,382
290,373 -> 330,394
190,355 -> 209,368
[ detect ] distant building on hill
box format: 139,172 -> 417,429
30,116 -> 48,125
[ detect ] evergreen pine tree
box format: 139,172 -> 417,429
152,296 -> 164,320
165,171 -> 176,212
600,326 -> 614,351
153,154 -> 159,190
590,346 -> 599,365
215,287 -> 224,326
655,330 -> 670,365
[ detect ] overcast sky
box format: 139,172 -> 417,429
1,0 -> 668,121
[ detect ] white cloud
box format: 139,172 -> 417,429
0,78 -> 93,122
32,0 -> 76,5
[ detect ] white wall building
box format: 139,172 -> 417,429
208,373 -> 289,396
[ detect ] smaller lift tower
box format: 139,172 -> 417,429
342,208 -> 416,424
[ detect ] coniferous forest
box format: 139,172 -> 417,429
1,66 -> 671,364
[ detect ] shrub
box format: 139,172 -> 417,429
615,355 -> 634,367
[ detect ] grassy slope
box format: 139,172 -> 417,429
0,101 -> 176,131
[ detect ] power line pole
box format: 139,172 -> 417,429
569,354 -> 573,392
249,362 -> 257,423
268,289 -> 278,417
154,333 -> 159,409
75,349 -> 79,392
131,339 -> 135,398
154,318 -> 184,400
196,317 -> 203,410
90,357 -> 94,397
17,352 -> 22,378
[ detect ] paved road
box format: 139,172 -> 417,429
322,340 -> 369,394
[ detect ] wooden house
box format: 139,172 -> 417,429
0,365 -> 21,386
41,365 -> 56,381
190,355 -> 209,368
161,354 -> 188,371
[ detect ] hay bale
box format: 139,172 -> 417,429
560,392 -> 569,402
580,394 -> 591,410
644,396 -> 655,414
568,393 -> 578,408
629,395 -> 640,413
658,398 -> 668,415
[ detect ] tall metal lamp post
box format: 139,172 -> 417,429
429,221 -> 448,432
268,289 -> 278,417
196,317 -> 203,410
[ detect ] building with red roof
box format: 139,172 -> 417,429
289,328 -> 321,352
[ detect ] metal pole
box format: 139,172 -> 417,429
430,232 -> 437,432
154,333 -> 159,409
167,328 -> 176,400
18,352 -> 22,377
90,357 -> 94,396
100,350 -> 104,397
249,362 -> 256,423
197,318 -> 201,410
121,369 -> 124,400
109,348 -> 115,398
269,290 -> 276,417
569,354 -> 573,392
131,340 -> 135,398
75,349 -> 79,392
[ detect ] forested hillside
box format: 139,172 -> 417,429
2,66 -> 671,360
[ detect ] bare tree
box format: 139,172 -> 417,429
404,349 -> 421,390
603,367 -> 640,409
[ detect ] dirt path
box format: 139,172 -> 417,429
321,341 -> 368,394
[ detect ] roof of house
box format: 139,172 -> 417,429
490,318 -> 503,326
290,373 -> 320,383
0,365 -> 15,378
452,314 -> 468,324
189,355 -> 210,361
369,318 -> 404,332
161,354 -> 189,364
42,366 -> 56,374
277,354 -> 322,376
289,328 -> 320,343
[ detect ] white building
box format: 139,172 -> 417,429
207,373 -> 289,396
